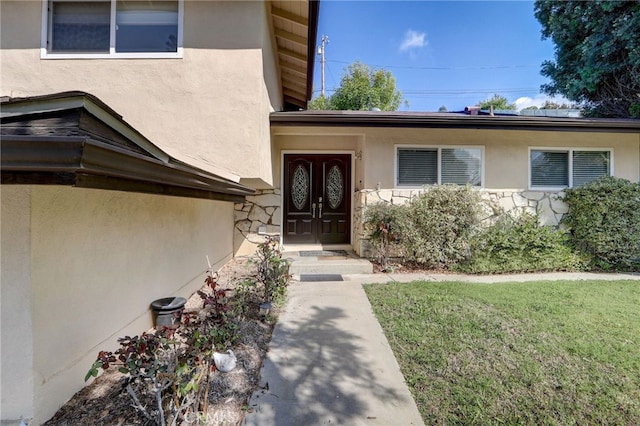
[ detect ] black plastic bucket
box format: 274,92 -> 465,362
151,297 -> 187,328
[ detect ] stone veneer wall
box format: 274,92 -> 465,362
353,188 -> 569,257
235,188 -> 570,257
234,189 -> 282,252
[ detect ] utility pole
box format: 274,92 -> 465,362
318,35 -> 328,97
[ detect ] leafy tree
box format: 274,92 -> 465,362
535,1 -> 640,118
541,100 -> 575,109
438,105 -> 448,112
477,94 -> 516,110
308,61 -> 404,111
307,94 -> 331,110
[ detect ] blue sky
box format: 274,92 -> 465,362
312,0 -> 567,112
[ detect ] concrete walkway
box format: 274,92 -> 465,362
244,277 -> 424,426
244,270 -> 640,426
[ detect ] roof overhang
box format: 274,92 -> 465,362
1,91 -> 255,202
270,111 -> 640,133
269,0 -> 319,111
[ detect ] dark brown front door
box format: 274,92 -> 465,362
283,154 -> 351,244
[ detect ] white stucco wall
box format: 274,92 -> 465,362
272,127 -> 640,190
0,0 -> 281,187
1,185 -> 234,424
1,186 -> 35,424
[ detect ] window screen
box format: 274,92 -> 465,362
573,151 -> 610,186
397,148 -> 437,185
441,148 -> 482,186
530,150 -> 569,187
51,2 -> 110,52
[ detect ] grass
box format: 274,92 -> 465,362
364,280 -> 640,425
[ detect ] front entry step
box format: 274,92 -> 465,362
285,250 -> 373,276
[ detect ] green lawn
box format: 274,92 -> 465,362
364,280 -> 640,425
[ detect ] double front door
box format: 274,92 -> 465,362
283,154 -> 351,244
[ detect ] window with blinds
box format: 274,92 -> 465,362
397,147 -> 482,187
441,148 -> 482,186
530,149 -> 611,188
397,148 -> 437,185
573,151 -> 610,186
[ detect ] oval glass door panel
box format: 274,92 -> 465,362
292,164 -> 309,210
326,165 -> 343,209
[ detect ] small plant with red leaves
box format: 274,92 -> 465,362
85,270 -> 240,425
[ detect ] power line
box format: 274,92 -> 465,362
326,59 -> 539,71
313,88 -> 541,95
402,88 -> 540,95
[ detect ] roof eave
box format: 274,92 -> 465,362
305,0 -> 320,105
270,111 -> 640,133
1,135 -> 254,202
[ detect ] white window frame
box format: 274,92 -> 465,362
395,145 -> 485,188
528,147 -> 614,190
41,0 -> 184,59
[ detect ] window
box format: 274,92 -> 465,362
396,147 -> 482,187
530,149 -> 611,189
43,0 -> 183,58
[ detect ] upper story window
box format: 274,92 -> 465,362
529,148 -> 612,189
396,146 -> 483,187
42,0 -> 183,58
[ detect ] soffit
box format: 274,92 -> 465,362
269,0 -> 319,110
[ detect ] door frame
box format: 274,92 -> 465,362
280,150 -> 355,247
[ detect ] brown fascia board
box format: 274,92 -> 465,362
270,111 -> 640,133
1,92 -> 255,201
305,0 -> 320,105
1,135 -> 254,202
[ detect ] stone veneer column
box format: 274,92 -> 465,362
234,189 -> 282,253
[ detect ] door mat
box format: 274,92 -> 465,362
299,274 -> 344,282
299,250 -> 348,257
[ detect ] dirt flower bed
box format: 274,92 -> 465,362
45,256 -> 277,426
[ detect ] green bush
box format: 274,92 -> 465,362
562,176 -> 640,271
254,236 -> 291,304
363,202 -> 405,269
456,213 -> 587,274
401,185 -> 481,268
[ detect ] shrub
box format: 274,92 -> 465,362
254,236 -> 291,304
401,185 -> 481,268
363,202 -> 405,270
562,176 -> 640,271
456,213 -> 587,274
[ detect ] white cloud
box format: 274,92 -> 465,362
514,94 -> 573,111
400,29 -> 427,52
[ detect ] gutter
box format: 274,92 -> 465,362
1,135 -> 254,202
270,111 -> 640,133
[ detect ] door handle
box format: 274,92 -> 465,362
312,203 -> 316,218
318,197 -> 323,218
